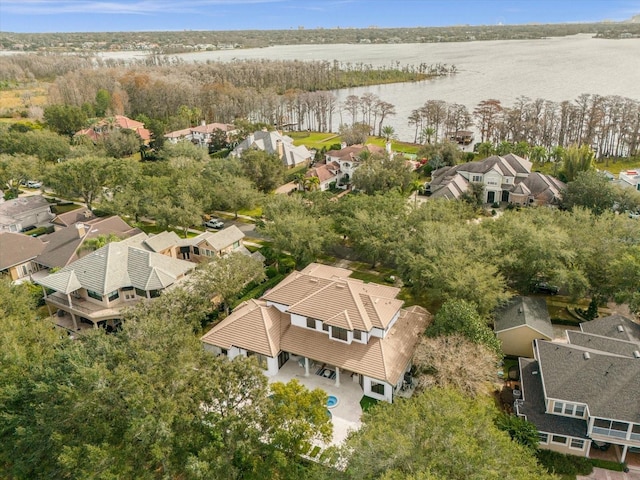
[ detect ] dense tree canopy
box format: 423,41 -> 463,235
341,389 -> 555,480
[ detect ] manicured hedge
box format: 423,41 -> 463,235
590,459 -> 627,471
536,450 -> 593,476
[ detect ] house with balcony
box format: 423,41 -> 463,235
201,263 -> 429,403
36,233 -> 195,332
427,154 -> 565,205
516,315 -> 640,464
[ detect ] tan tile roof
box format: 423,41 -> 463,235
201,299 -> 284,357
264,264 -> 401,331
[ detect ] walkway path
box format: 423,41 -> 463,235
578,467 -> 640,480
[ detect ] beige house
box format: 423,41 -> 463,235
231,130 -> 312,168
164,122 -> 236,148
171,225 -> 262,263
517,315 -> 640,463
0,232 -> 45,281
36,233 -> 195,331
201,263 -> 429,403
494,296 -> 554,358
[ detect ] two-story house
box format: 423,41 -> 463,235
75,115 -> 151,144
201,263 -> 429,402
164,122 -> 236,148
516,315 -> 640,464
231,130 -> 312,168
427,154 -> 565,205
36,233 -> 195,332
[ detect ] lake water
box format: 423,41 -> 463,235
101,34 -> 640,142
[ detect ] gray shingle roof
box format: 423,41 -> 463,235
517,357 -> 588,438
580,315 -> 640,344
0,195 -> 51,218
567,330 -> 640,358
536,339 -> 640,423
494,296 -> 554,339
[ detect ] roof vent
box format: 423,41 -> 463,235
583,352 -> 591,360
518,307 -> 523,314
335,284 -> 345,289
532,370 -> 539,375
633,351 -> 640,359
617,325 -> 624,333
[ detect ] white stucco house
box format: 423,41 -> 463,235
201,263 -> 429,403
231,130 -> 312,168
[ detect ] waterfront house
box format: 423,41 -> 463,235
231,130 -> 312,168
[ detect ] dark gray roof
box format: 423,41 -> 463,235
0,232 -> 46,270
580,315 -> 640,344
52,208 -> 96,227
36,216 -> 141,268
494,296 -> 554,339
567,330 -> 640,358
536,340 -> 640,423
517,358 -> 588,438
502,153 -> 532,175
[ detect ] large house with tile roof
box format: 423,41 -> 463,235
427,154 -> 565,205
231,130 -> 312,168
36,233 -> 195,331
201,263 -> 430,403
516,315 -> 640,463
164,122 -> 236,148
75,115 -> 151,144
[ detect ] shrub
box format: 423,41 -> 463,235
265,266 -> 279,278
278,257 -> 296,274
536,450 -> 593,476
590,459 -> 626,472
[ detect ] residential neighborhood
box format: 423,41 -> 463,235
2,9 -> 640,479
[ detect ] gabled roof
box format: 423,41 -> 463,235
143,231 -> 181,253
37,216 -> 141,269
520,172 -> 566,204
306,161 -> 341,183
580,314 -> 640,344
494,296 -> 554,339
37,240 -> 194,295
0,232 -> 46,270
52,208 -> 96,228
0,195 -> 51,220
325,144 -> 385,162
429,172 -> 469,200
232,130 -> 312,167
535,339 -> 640,423
517,357 -> 588,438
181,225 -> 244,251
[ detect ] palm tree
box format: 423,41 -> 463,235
304,176 -> 320,192
78,233 -> 123,255
381,125 -> 396,142
421,127 -> 436,145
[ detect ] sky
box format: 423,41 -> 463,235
0,0 -> 639,33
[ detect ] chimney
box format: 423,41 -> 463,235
583,352 -> 590,360
75,223 -> 86,238
201,120 -> 206,126
276,139 -> 284,158
248,133 -> 255,145
341,142 -> 347,149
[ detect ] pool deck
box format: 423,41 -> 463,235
268,357 -> 364,446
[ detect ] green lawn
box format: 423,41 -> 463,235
50,203 -> 81,215
135,222 -> 199,238
359,395 -> 379,412
289,131 -> 421,156
534,157 -> 640,176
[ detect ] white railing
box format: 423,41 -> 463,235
592,426 -> 628,439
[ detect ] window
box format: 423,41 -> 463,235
322,323 -> 329,332
87,290 -> 102,301
538,433 -> 549,444
371,382 -> 385,395
553,401 -> 563,414
107,290 -> 119,302
570,439 -> 584,449
135,288 -> 147,298
247,351 -> 267,369
193,246 -> 200,255
233,241 -> 240,248
575,405 -> 585,417
353,330 -> 362,340
306,317 -> 316,329
564,403 -> 574,415
551,435 -> 567,445
472,175 -> 482,182
331,326 -> 348,341
149,289 -> 161,298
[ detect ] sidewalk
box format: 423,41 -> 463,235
578,468 -> 640,480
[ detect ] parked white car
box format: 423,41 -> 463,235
26,181 -> 42,189
203,218 -> 224,229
